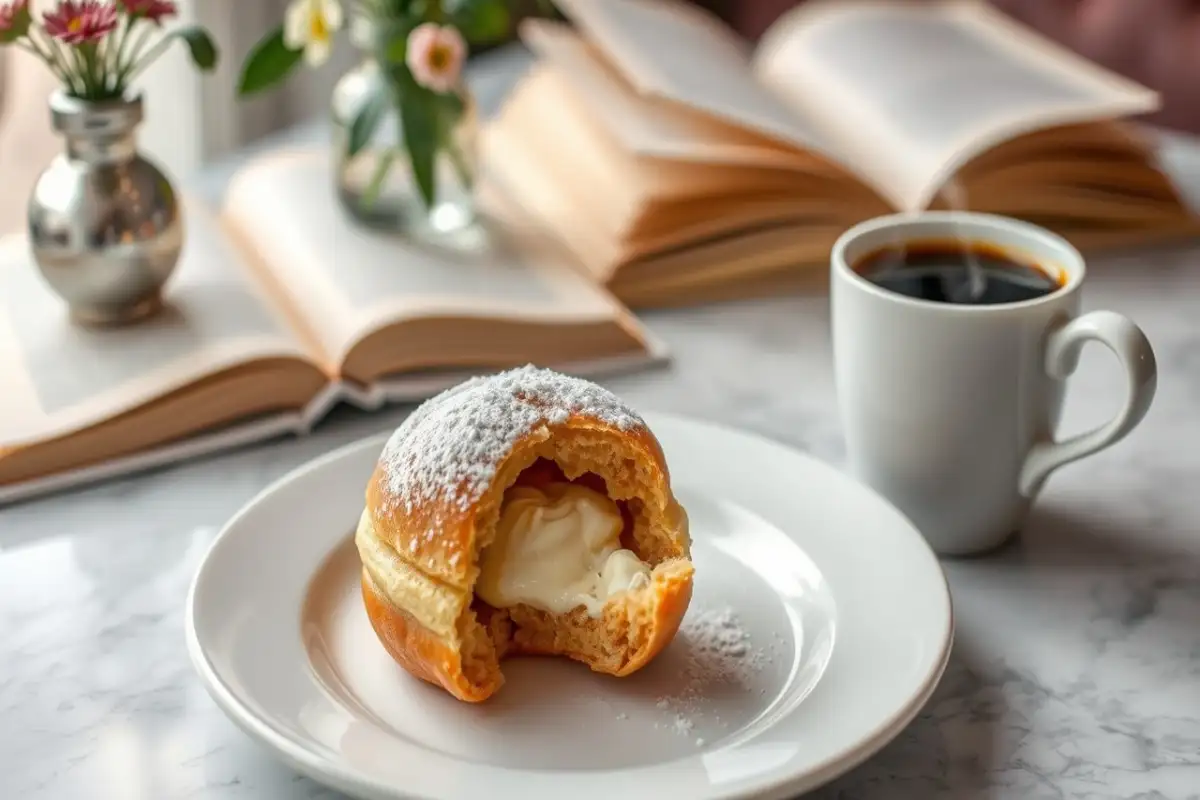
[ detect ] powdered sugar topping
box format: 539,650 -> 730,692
380,365 -> 645,514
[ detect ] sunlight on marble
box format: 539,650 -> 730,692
93,723 -> 149,800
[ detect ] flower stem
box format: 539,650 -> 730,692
99,37 -> 113,92
84,45 -> 102,98
67,46 -> 89,96
112,16 -> 134,78
117,24 -> 155,86
18,37 -> 70,87
127,24 -> 154,69
360,149 -> 397,210
124,36 -> 173,84
66,47 -> 88,95
446,139 -> 473,189
25,29 -> 81,93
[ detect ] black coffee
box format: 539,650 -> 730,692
853,240 -> 1062,305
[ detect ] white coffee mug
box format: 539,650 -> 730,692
831,212 -> 1157,556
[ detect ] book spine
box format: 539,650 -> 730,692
0,346 -> 670,507
0,412 -> 307,507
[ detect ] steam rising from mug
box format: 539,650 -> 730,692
939,179 -> 987,303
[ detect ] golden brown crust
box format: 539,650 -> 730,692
618,566 -> 694,676
365,467 -> 473,593
356,371 -> 693,703
360,567 -> 501,703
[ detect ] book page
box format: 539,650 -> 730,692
520,20 -> 812,171
551,0 -> 845,162
0,199 -> 317,448
221,149 -> 643,372
754,0 -> 1160,210
490,65 -> 827,242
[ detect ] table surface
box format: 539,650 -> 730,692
4,46 -> 1200,800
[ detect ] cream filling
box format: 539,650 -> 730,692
475,483 -> 652,617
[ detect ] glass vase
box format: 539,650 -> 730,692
331,55 -> 479,239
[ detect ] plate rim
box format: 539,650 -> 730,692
186,410 -> 954,800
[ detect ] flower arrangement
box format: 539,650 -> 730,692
0,1 -> 217,102
239,0 -> 548,213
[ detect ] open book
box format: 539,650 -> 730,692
484,0 -> 1198,307
0,149 -> 661,504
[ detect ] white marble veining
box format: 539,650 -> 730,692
4,48 -> 1200,800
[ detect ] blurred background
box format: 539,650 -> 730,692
0,0 -> 551,231
698,0 -> 1200,137
4,0 -> 1199,238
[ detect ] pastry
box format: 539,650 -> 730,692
355,365 -> 693,702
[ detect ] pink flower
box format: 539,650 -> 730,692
405,23 -> 465,94
0,0 -> 31,40
118,0 -> 177,24
44,0 -> 118,44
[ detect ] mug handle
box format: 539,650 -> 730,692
1019,310 -> 1157,497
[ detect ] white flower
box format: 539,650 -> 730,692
406,23 -> 465,94
284,0 -> 343,67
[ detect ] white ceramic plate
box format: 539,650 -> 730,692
187,412 -> 953,800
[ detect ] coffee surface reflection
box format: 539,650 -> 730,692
853,239 -> 1062,305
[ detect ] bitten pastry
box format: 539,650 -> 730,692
355,365 -> 693,702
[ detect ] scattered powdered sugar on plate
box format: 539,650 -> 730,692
379,365 -> 644,516
653,605 -> 784,743
680,606 -> 771,676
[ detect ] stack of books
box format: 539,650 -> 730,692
484,0 -> 1196,306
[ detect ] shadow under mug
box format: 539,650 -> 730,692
830,212 -> 1157,556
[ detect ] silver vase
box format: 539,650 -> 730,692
28,91 -> 183,326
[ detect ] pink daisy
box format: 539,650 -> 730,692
0,0 -> 31,39
118,0 -> 176,25
406,23 -> 466,94
44,0 -> 118,44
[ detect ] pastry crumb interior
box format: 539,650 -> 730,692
463,455 -> 687,677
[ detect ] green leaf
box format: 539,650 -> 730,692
396,83 -> 441,209
383,34 -> 407,65
406,0 -> 435,19
451,0 -> 511,44
435,89 -> 465,118
237,27 -> 302,96
347,82 -> 389,159
437,95 -> 473,189
175,25 -> 219,71
367,14 -> 415,64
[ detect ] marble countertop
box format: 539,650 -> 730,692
5,47 -> 1200,800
